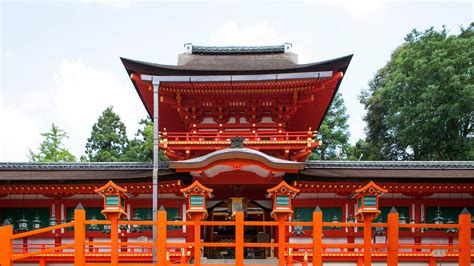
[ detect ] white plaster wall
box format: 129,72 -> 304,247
61,238 -> 73,252
27,238 -> 54,252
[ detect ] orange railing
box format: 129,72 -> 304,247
161,130 -> 315,143
0,208 -> 472,266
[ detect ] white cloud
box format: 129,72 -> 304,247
0,59 -> 145,161
78,0 -> 137,8
209,21 -> 285,46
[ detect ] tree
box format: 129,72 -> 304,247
360,25 -> 474,160
83,106 -> 129,162
29,123 -> 76,162
309,93 -> 351,160
122,118 -> 168,162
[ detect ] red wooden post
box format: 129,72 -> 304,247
74,204 -> 86,266
192,213 -> 203,265
277,216 -> 286,266
387,207 -> 399,266
363,218 -> 373,266
458,208 -> 472,266
157,206 -> 167,265
0,221 -> 13,266
235,211 -> 244,266
110,213 -> 119,266
312,207 -> 323,266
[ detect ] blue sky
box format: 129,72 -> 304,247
1,1 -> 472,161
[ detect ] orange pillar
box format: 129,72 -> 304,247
0,222 -> 13,266
235,211 -> 244,266
428,257 -> 436,266
193,214 -> 202,265
387,208 -> 399,266
277,216 -> 286,266
110,213 -> 119,266
312,207 -> 323,266
363,218 -> 373,266
157,206 -> 168,265
458,209 -> 472,266
74,204 -> 86,266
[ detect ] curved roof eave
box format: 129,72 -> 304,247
120,54 -> 353,76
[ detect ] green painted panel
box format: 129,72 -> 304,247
364,196 -> 377,207
190,195 -> 204,206
357,198 -> 362,208
276,196 -> 290,207
106,196 -> 119,206
379,206 -> 409,231
67,207 -> 106,231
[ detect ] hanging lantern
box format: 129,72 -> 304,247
375,217 -> 385,235
143,212 -> 153,230
17,214 -> 29,231
331,215 -> 341,230
130,211 -> 142,233
291,213 -> 305,236
119,218 -> 129,232
88,215 -> 100,231
69,214 -> 75,223
172,213 -> 182,230
7,217 -> 14,226
32,215 -> 42,230
410,217 -> 415,224
49,214 -> 57,227
346,215 -> 356,229
445,217 -> 457,234
433,209 -> 444,229
420,219 -> 427,233
102,223 -> 111,234
398,213 -> 407,224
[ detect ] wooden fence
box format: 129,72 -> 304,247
0,207 -> 472,266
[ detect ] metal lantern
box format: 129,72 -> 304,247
445,217 -> 457,234
375,217 -> 385,235
143,212 -> 153,230
69,214 -> 75,223
346,215 -> 356,229
398,213 -> 407,224
433,209 -> 444,228
88,215 -> 100,231
291,213 -> 305,236
420,219 -> 427,233
102,223 -> 111,234
119,218 -> 129,231
17,214 -> 29,231
331,215 -> 341,230
32,215 -> 42,230
410,217 -> 415,224
172,213 -> 182,230
49,214 -> 57,227
130,211 -> 142,233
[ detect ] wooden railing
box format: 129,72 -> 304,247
161,131 -> 315,143
0,207 -> 472,266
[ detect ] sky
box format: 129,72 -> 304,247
0,0 -> 472,161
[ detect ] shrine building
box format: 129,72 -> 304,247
0,44 -> 473,266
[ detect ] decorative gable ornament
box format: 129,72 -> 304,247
352,181 -> 387,221
94,180 -> 129,220
267,181 -> 300,220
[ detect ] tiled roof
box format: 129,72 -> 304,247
0,162 -> 166,170
191,45 -> 285,55
0,161 -> 472,171
304,161 -> 474,169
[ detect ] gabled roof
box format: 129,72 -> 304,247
267,180 -> 300,195
354,181 -> 388,194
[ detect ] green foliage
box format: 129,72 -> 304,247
122,118 -> 168,162
29,123 -> 76,162
83,106 -> 129,162
309,93 -> 351,160
361,24 -> 474,160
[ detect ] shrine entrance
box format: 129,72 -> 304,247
205,199 -> 273,260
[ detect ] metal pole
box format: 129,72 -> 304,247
152,82 -> 160,263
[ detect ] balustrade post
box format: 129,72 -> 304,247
277,216 -> 286,266
387,207 -> 399,266
0,220 -> 13,266
157,206 -> 168,265
235,211 -> 244,266
312,207 -> 323,266
74,204 -> 86,266
363,217 -> 374,266
193,214 -> 203,265
458,208 -> 471,266
110,213 -> 119,266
